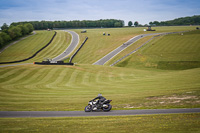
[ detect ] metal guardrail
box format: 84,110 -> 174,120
34,61 -> 73,65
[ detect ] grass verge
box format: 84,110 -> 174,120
0,113 -> 200,133
72,26 -> 197,65
0,30 -> 71,63
0,64 -> 199,111
116,30 -> 200,69
0,31 -> 54,63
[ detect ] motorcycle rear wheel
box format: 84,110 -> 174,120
85,105 -> 92,112
103,104 -> 112,112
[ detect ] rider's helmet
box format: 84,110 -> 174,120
98,93 -> 102,97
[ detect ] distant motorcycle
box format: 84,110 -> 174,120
84,99 -> 112,112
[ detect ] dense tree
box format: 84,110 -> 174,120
0,23 -> 34,48
128,21 -> 133,27
25,23 -> 34,33
152,21 -> 159,26
114,22 -> 123,27
11,19 -> 125,30
134,21 -> 139,27
0,32 -> 11,48
149,15 -> 200,26
0,36 -> 4,48
0,32 -> 11,42
149,22 -> 153,26
8,26 -> 22,39
1,23 -> 9,31
18,25 -> 29,35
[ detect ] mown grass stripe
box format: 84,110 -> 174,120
39,32 -> 63,58
48,68 -> 71,88
0,69 -> 37,85
65,69 -> 81,88
0,27 -> 200,111
27,31 -> 71,62
0,67 -> 20,79
0,31 -> 55,63
45,68 -> 68,89
0,68 -> 27,83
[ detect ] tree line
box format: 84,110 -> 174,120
10,19 -> 124,30
128,21 -> 139,27
0,23 -> 34,48
149,15 -> 200,26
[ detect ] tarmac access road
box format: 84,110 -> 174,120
51,30 -> 79,63
0,108 -> 199,118
93,32 -> 165,65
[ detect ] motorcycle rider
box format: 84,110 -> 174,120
91,93 -> 106,107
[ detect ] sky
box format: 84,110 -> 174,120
0,0 -> 199,26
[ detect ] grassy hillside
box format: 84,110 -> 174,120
116,30 -> 200,69
27,30 -> 71,62
1,113 -> 200,132
0,30 -> 71,63
0,64 -> 199,111
0,26 -> 200,132
72,26 -> 196,65
0,26 -> 200,111
0,31 -> 54,62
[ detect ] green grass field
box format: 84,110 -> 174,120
72,26 -> 196,64
0,30 -> 71,63
0,31 -> 54,62
0,26 -> 199,111
115,30 -> 200,69
0,26 -> 200,132
28,30 -> 72,63
0,64 -> 199,111
0,113 -> 200,133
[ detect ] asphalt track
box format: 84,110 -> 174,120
0,108 -> 199,118
93,32 -> 169,65
51,30 -> 79,63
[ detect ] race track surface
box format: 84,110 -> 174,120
93,33 -> 161,65
51,30 -> 79,63
0,108 -> 199,118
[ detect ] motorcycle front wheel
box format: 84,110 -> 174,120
84,105 -> 92,112
102,104 -> 112,112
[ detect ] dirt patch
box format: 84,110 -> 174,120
147,95 -> 198,100
146,92 -> 200,106
123,104 -> 134,109
113,91 -> 200,109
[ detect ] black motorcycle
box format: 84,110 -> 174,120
84,99 -> 112,112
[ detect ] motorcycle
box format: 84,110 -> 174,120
84,99 -> 112,112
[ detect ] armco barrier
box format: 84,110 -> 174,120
0,31 -> 57,64
69,37 -> 88,63
34,61 -> 73,65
